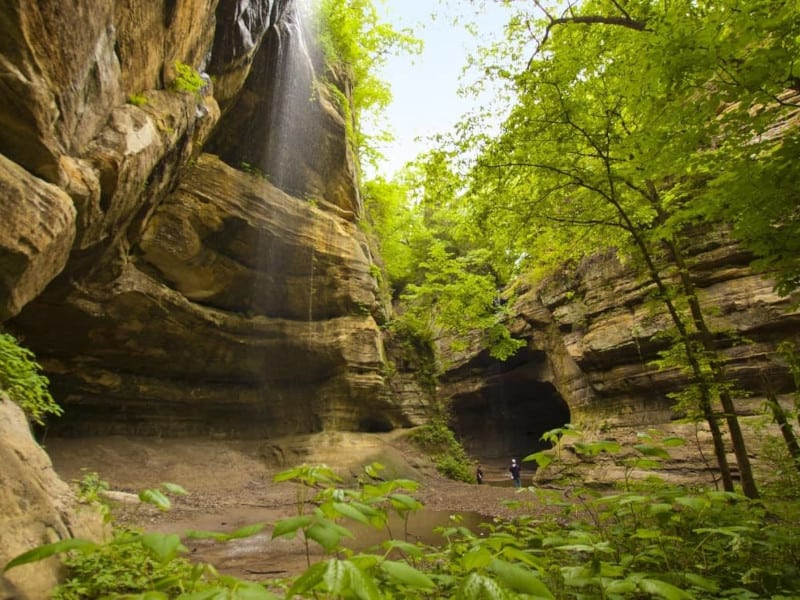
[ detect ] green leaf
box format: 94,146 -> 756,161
229,581 -> 280,600
462,547 -> 493,571
184,529 -> 229,541
459,572 -> 513,600
227,523 -> 266,540
639,578 -> 693,599
287,561 -> 327,597
490,558 -> 555,598
634,444 -> 671,459
139,489 -> 172,511
306,519 -> 353,552
141,533 -> 186,563
380,560 -> 435,589
271,515 -> 311,539
675,496 -> 709,512
524,450 -> 555,469
382,539 -> 424,558
3,538 -> 97,572
332,501 -> 370,524
662,436 -> 686,447
160,482 -> 189,496
683,572 -> 720,592
388,493 -> 422,512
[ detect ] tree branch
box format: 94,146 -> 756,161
529,0 -> 649,65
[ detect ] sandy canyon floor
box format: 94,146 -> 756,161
45,430 -> 550,580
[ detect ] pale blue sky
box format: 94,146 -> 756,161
366,1 -> 513,178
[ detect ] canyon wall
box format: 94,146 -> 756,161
441,233 -> 800,485
0,0 -> 428,439
0,2 -> 428,594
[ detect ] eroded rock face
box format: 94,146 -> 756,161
208,0 -> 361,218
441,234 -> 800,483
0,155 -> 76,321
10,154 -> 412,436
0,1 -> 409,588
0,398 -> 105,600
1,0 -> 390,440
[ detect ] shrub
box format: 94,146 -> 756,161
0,332 -> 62,425
170,61 -> 204,97
408,420 -> 474,483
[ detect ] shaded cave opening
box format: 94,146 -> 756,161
449,379 -> 570,471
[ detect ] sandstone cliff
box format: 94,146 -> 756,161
440,233 -> 800,486
0,0 -> 428,439
0,3 -> 427,594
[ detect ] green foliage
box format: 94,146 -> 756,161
0,331 -> 62,425
50,529 -> 195,600
127,93 -> 148,106
408,421 -> 475,482
6,453 -> 800,599
74,471 -> 112,523
314,0 -> 421,170
170,61 -> 204,97
239,161 -> 269,180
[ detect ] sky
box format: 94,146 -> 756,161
365,1 -> 514,178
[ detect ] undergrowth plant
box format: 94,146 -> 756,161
0,331 -> 62,425
5,453 -> 800,599
407,420 -> 475,483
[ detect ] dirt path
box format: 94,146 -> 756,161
45,432 -> 548,580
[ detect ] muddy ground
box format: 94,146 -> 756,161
45,431 -> 550,580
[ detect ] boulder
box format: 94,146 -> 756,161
0,397 -> 104,599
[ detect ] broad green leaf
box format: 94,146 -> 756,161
186,523 -> 265,542
339,560 -> 381,600
388,493 -> 422,512
632,528 -> 663,539
603,578 -> 638,594
161,482 -> 188,495
139,488 -> 171,511
459,572 -> 513,600
662,436 -> 686,447
675,496 -> 709,512
382,539 -> 424,558
231,580 -> 281,600
634,444 -> 671,459
271,515 -> 311,539
3,538 -> 97,572
639,578 -> 693,599
648,503 -> 674,515
184,529 -> 229,541
524,451 -> 555,469
141,533 -> 186,563
462,547 -> 493,571
683,572 -> 720,592
490,558 -> 554,598
226,523 -> 266,540
380,559 -> 435,589
287,561 -> 327,597
333,501 -> 370,524
306,520 -> 353,551
617,495 -> 648,506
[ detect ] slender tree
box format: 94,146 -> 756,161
439,0 -> 799,496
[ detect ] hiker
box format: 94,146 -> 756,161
509,458 -> 521,488
476,464 -> 484,484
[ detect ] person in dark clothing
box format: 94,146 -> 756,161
476,464 -> 484,485
509,458 -> 521,488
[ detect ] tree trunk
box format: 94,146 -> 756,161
666,238 -> 759,498
763,373 -> 800,473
